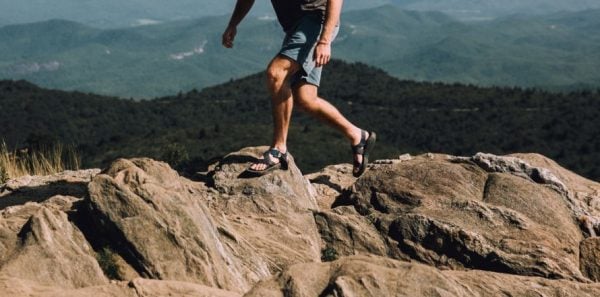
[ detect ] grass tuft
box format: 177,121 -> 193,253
0,141 -> 80,182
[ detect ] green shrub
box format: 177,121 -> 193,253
321,247 -> 338,262
160,143 -> 189,169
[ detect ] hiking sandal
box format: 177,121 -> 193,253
246,148 -> 289,176
351,130 -> 377,177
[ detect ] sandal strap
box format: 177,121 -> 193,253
258,148 -> 287,166
351,130 -> 367,154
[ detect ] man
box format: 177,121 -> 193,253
222,0 -> 376,177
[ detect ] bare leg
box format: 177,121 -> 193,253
250,55 -> 299,171
292,82 -> 367,173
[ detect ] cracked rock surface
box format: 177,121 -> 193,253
1,149 -> 599,296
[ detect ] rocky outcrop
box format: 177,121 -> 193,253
0,169 -> 106,289
86,147 -> 320,293
245,255 -> 600,297
0,148 -> 599,296
0,276 -> 240,297
315,153 -> 597,281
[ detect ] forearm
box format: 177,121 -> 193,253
227,0 -> 255,27
318,0 -> 343,45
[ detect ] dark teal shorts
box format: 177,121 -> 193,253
278,14 -> 339,87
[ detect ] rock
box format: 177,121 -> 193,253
314,206 -> 392,260
86,147 -> 321,293
0,195 -> 107,288
0,276 -> 240,297
305,164 -> 356,209
0,276 -> 134,297
245,255 -> 600,297
324,153 -> 587,280
510,153 -> 600,236
129,278 -> 241,297
0,169 -> 100,209
205,147 -> 321,273
1,149 -> 599,295
581,238 -> 600,281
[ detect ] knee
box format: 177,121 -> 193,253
266,64 -> 287,85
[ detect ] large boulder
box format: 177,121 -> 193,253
318,153 -> 591,280
0,276 -> 240,297
86,147 -> 320,293
0,194 -> 107,288
245,255 -> 600,297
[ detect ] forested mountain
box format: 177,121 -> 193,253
1,60 -> 598,180
0,0 -> 388,28
390,0 -> 600,21
1,0 -> 598,27
1,6 -> 599,98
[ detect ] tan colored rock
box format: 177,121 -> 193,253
245,256 -> 600,297
321,153 -> 588,280
510,153 -> 600,236
87,147 -> 321,293
0,195 -> 107,288
0,169 -> 100,209
581,237 -> 600,281
314,206 -> 393,259
305,163 -> 356,209
202,147 -> 321,274
0,277 -> 240,297
1,150 -> 598,296
0,276 -> 134,297
130,278 -> 241,297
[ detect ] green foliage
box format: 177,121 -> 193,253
0,59 -> 599,182
321,247 -> 339,262
96,247 -> 120,280
160,143 -> 189,169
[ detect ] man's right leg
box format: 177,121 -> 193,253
249,55 -> 300,171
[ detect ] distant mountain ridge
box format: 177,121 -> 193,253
1,0 -> 598,28
0,0 -> 388,28
1,6 -> 599,98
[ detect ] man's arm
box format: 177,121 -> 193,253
314,0 -> 343,67
222,0 -> 255,48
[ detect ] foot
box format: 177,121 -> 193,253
351,130 -> 376,177
350,129 -> 367,174
247,147 -> 288,175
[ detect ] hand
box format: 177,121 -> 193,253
222,25 -> 237,48
314,42 -> 331,67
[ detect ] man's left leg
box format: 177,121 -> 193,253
292,82 -> 368,174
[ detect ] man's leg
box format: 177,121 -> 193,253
292,82 -> 367,172
250,55 -> 300,171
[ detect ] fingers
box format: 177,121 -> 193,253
316,55 -> 329,67
314,44 -> 331,67
222,33 -> 233,48
222,27 -> 236,48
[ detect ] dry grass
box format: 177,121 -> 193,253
0,141 -> 80,183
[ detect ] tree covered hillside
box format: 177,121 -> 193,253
1,61 -> 598,180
